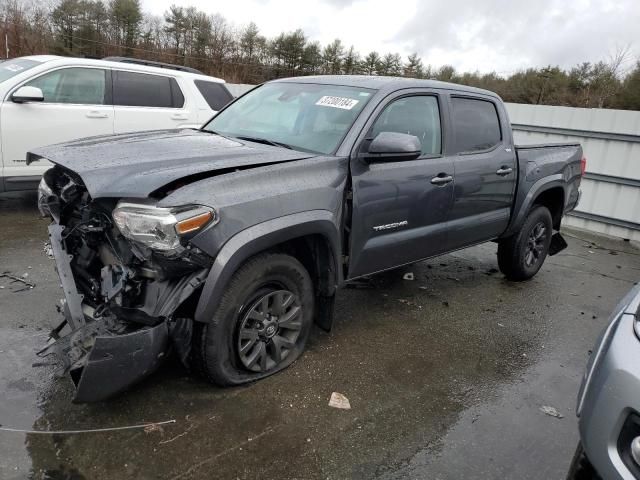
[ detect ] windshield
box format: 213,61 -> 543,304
203,83 -> 375,154
0,58 -> 41,84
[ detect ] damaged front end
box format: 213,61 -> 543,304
38,167 -> 214,402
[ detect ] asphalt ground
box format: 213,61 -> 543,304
1,190 -> 639,480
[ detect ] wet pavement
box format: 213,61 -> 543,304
1,190 -> 639,480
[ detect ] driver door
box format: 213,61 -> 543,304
348,91 -> 455,279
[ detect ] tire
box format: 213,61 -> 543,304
497,205 -> 553,281
567,442 -> 601,480
191,253 -> 314,386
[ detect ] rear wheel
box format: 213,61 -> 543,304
191,253 -> 314,386
497,205 -> 553,281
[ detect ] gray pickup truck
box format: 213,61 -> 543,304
33,76 -> 585,402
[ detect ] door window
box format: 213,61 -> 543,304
25,68 -> 106,104
194,80 -> 233,110
451,97 -> 501,153
369,95 -> 441,155
113,71 -> 184,108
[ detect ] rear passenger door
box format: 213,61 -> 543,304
112,70 -> 197,133
447,96 -> 517,250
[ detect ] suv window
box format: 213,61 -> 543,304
370,95 -> 441,155
451,97 -> 501,152
113,71 -> 184,108
0,58 -> 41,84
26,68 -> 106,104
194,80 -> 233,110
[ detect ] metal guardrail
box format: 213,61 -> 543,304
511,124 -> 640,144
582,172 -> 640,189
570,210 -> 640,231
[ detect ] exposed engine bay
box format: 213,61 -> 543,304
38,166 -> 213,402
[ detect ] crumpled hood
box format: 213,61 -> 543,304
30,129 -> 315,198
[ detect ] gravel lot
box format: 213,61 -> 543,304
1,190 -> 639,480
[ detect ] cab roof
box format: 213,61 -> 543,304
273,75 -> 499,99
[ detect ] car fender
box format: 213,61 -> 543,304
194,210 -> 342,323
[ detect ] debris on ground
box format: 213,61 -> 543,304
329,392 -> 351,410
484,268 -> 499,275
0,272 -> 36,292
403,272 -> 415,281
0,419 -> 176,435
539,406 -> 564,419
43,242 -> 54,259
345,277 -> 375,289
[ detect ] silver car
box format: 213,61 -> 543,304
569,284 -> 640,479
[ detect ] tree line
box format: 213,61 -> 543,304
1,0 -> 639,110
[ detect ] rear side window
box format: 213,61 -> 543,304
194,80 -> 233,110
113,71 -> 184,108
26,67 -> 106,105
451,97 -> 501,153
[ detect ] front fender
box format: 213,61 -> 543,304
194,210 -> 341,323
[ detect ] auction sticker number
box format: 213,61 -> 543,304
316,96 -> 359,110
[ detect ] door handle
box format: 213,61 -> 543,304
496,166 -> 513,176
86,111 -> 108,119
171,113 -> 189,120
430,174 -> 453,186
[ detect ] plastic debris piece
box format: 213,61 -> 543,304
0,272 -> 36,292
43,242 -> 54,259
403,272 -> 414,281
329,392 -> 351,410
540,406 -> 563,419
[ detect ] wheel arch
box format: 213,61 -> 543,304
195,210 -> 341,330
532,186 -> 565,230
503,176 -> 568,237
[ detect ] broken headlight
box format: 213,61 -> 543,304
112,202 -> 216,251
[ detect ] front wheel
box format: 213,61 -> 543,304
497,205 -> 553,281
191,253 -> 314,386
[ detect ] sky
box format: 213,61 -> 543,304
141,0 -> 639,74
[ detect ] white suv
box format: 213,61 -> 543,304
0,55 -> 233,192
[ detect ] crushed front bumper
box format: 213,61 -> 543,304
70,322 -> 169,403
39,224 -> 192,402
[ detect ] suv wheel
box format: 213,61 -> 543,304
497,205 -> 553,281
191,253 -> 314,386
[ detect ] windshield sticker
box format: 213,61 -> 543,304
316,96 -> 359,110
4,64 -> 24,72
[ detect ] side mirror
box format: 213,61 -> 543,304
12,86 -> 44,103
363,131 -> 421,161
